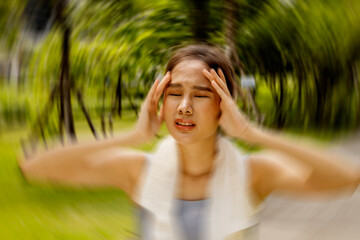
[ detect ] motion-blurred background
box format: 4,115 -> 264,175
1,0 -> 359,239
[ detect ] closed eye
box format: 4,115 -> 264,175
169,93 -> 181,96
195,95 -> 210,98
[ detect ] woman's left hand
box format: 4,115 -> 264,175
203,68 -> 254,141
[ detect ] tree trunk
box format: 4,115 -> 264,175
77,91 -> 99,140
58,89 -> 64,143
187,0 -> 210,42
37,110 -> 48,149
112,70 -> 122,118
223,0 -> 262,123
123,82 -> 138,117
295,64 -> 304,115
276,76 -> 285,128
101,76 -> 108,138
59,25 -> 76,142
57,0 -> 76,142
269,75 -> 286,128
351,63 -> 360,125
224,0 -> 246,102
314,71 -> 327,127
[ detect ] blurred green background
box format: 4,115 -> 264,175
1,0 -> 360,239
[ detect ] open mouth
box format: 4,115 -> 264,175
174,119 -> 196,130
175,122 -> 195,126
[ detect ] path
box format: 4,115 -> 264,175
260,131 -> 360,240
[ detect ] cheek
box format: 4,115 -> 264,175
163,98 -> 176,120
198,100 -> 221,120
213,98 -> 221,118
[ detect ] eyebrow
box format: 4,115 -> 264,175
167,83 -> 213,93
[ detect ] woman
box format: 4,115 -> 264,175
20,44 -> 360,240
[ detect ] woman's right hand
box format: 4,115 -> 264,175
135,72 -> 171,142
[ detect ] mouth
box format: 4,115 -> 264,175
174,119 -> 196,130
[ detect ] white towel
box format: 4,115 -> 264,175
135,136 -> 262,240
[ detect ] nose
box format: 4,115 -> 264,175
177,97 -> 193,115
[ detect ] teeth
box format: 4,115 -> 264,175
177,122 -> 193,126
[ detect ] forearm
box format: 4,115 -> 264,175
244,127 -> 360,190
20,129 -> 145,181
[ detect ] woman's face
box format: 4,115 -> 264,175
163,59 -> 221,145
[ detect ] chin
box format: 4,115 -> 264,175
168,129 -> 217,146
169,131 -> 197,145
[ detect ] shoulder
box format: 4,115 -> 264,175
248,150 -> 311,181
246,151 -> 289,200
120,151 -> 148,194
91,148 -> 148,195
247,150 -> 311,199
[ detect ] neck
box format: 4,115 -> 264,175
177,135 -> 218,177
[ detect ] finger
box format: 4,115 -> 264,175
204,68 -> 230,97
146,79 -> 159,102
217,68 -> 226,83
142,79 -> 159,112
158,71 -> 170,89
211,80 -> 228,100
154,72 -> 171,104
210,69 -> 231,96
202,69 -> 215,82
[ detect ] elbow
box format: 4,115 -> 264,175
340,167 -> 360,191
18,155 -> 32,182
348,170 -> 360,190
19,159 -> 35,181
18,155 -> 47,182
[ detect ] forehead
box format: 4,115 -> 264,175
170,60 -> 210,87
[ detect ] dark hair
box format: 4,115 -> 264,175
165,44 -> 237,98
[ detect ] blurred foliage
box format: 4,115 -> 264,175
239,0 -> 360,130
0,0 -> 26,51
0,0 -> 360,135
1,0 -> 360,239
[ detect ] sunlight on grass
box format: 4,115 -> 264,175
0,112 -> 149,240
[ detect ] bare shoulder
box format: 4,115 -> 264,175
246,153 -> 273,200
247,151 -> 311,199
89,148 -> 147,194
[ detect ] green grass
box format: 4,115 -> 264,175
0,106 -> 173,240
0,113 -> 150,240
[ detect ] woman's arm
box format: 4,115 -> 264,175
20,72 -> 171,194
246,129 -> 360,194
203,68 -> 360,197
20,131 -> 146,192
